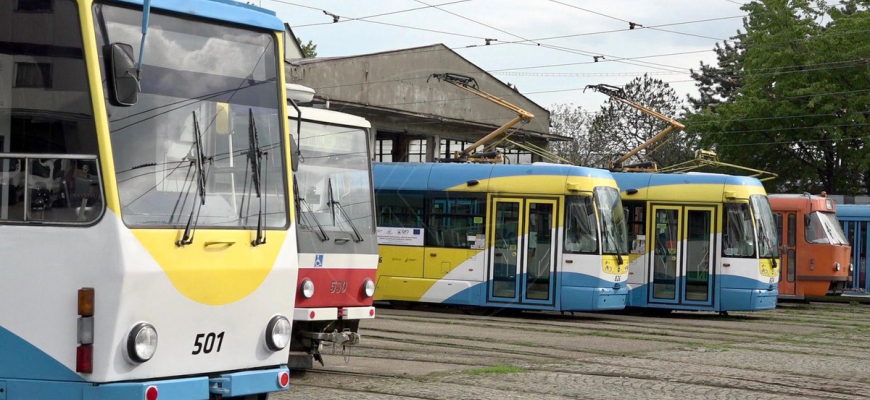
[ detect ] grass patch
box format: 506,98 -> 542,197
463,365 -> 526,375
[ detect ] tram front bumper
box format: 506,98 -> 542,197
2,366 -> 289,400
561,285 -> 628,311
721,287 -> 778,311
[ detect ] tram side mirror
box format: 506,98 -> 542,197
781,244 -> 788,254
289,137 -> 300,172
107,43 -> 139,107
804,214 -> 810,227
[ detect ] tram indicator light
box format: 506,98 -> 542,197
78,288 -> 94,317
76,344 -> 93,373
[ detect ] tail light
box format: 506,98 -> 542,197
278,371 -> 290,388
77,288 -> 94,373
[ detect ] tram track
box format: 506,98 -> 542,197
285,303 -> 870,398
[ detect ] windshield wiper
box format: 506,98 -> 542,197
176,111 -> 208,247
248,109 -> 267,247
327,178 -> 363,242
294,179 -> 329,241
606,224 -> 624,265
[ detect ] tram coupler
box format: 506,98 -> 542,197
297,329 -> 361,366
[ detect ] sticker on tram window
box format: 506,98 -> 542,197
473,217 -> 483,224
377,227 -> 424,246
192,332 -> 225,355
314,254 -> 324,267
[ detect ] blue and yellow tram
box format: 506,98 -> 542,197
837,204 -> 870,291
373,162 -> 629,312
613,173 -> 780,312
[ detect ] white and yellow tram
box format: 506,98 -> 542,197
0,0 -> 297,398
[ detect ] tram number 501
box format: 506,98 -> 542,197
192,332 -> 225,355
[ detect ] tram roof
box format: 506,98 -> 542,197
612,172 -> 765,201
373,162 -> 613,192
836,204 -> 870,219
108,0 -> 285,31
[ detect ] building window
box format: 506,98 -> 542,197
14,63 -> 52,88
375,139 -> 393,162
16,0 -> 53,12
439,139 -> 468,161
408,139 -> 426,162
502,147 -> 532,164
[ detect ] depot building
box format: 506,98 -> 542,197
283,37 -> 562,164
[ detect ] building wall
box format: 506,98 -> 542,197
287,44 -> 553,163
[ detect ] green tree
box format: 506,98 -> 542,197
684,0 -> 870,194
548,104 -> 610,167
589,74 -> 695,168
296,37 -> 317,58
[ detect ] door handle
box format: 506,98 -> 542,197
494,252 -> 503,257
565,259 -> 573,264
204,241 -> 235,250
335,238 -> 350,244
430,253 -> 437,257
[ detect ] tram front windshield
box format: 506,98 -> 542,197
750,195 -> 779,258
291,122 -> 374,234
805,211 -> 849,245
94,3 -> 287,228
594,187 -> 628,255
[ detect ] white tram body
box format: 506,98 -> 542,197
0,0 -> 298,398
286,85 -> 379,367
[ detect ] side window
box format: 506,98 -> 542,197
787,213 -> 796,247
426,196 -> 486,248
375,191 -> 424,228
625,201 -> 646,254
565,196 -> 598,254
774,213 -> 783,248
1,0 -> 102,224
723,203 -> 756,257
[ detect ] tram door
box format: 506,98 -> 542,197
649,205 -> 715,306
843,221 -> 868,291
488,198 -> 557,306
778,213 -> 797,295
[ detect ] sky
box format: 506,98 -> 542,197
259,0 -> 748,113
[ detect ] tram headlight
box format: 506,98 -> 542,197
363,278 -> 375,298
127,322 -> 158,363
301,279 -> 315,298
835,262 -> 841,272
850,263 -> 854,272
265,315 -> 291,351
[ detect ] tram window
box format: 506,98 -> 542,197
723,203 -> 756,257
376,191 -> 424,228
15,0 -> 53,12
787,249 -> 795,282
623,201 -> 646,254
565,196 -> 598,254
426,196 -> 486,248
774,213 -> 783,248
787,213 -> 796,247
1,0 -> 102,224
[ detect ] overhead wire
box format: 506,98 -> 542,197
411,0 -> 689,72
289,0 -> 473,28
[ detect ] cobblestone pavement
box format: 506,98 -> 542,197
275,303 -> 870,399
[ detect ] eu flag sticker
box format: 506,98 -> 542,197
314,254 -> 324,267
413,229 -> 421,235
